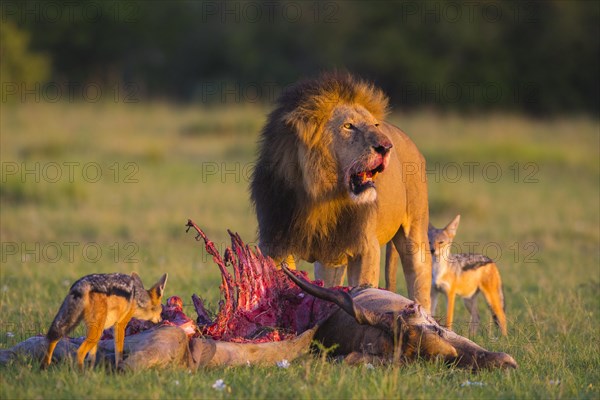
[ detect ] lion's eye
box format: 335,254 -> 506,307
343,123 -> 353,129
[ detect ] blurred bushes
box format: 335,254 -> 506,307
1,0 -> 598,115
0,20 -> 50,102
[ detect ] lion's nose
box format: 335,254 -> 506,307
373,141 -> 393,156
368,129 -> 393,155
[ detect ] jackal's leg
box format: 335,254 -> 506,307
41,339 -> 59,369
384,242 -> 399,292
87,344 -> 98,367
78,295 -> 106,369
77,327 -> 103,369
113,323 -> 124,367
113,315 -> 132,368
479,268 -> 507,336
430,289 -> 439,317
463,295 -> 480,336
446,289 -> 457,331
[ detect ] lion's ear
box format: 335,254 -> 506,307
283,110 -> 322,148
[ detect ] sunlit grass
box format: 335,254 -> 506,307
0,103 -> 598,399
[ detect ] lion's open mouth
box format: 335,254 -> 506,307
349,159 -> 386,195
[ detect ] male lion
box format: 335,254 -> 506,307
250,73 -> 432,310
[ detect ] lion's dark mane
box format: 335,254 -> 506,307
250,73 -> 388,264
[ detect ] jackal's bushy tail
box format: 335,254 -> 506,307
46,292 -> 85,341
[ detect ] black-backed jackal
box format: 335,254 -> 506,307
41,272 -> 167,369
429,215 -> 507,336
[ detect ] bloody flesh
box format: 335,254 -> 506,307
186,220 -> 341,343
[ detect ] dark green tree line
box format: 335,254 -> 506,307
1,0 -> 598,114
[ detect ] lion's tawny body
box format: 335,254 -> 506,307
251,72 -> 432,311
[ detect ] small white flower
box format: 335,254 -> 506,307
6,332 -> 14,338
212,379 -> 226,391
365,363 -> 375,370
246,360 -> 251,367
175,380 -> 180,386
549,379 -> 561,386
461,380 -> 484,387
277,359 -> 290,369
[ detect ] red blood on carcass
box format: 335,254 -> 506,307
160,296 -> 198,336
186,220 -> 342,342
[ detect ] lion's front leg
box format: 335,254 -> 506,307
314,262 -> 346,286
392,226 -> 432,312
282,254 -> 296,270
347,237 -> 381,287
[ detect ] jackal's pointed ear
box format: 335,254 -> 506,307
445,214 -> 461,237
131,272 -> 143,286
152,273 -> 168,298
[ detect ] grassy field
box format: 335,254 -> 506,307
0,102 -> 598,399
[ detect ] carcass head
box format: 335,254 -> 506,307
282,265 -> 517,370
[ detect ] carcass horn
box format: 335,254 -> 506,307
281,264 -> 393,330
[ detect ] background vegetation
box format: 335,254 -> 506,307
0,1 -> 599,399
1,0 -> 599,114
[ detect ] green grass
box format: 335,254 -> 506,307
1,103 -> 598,399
